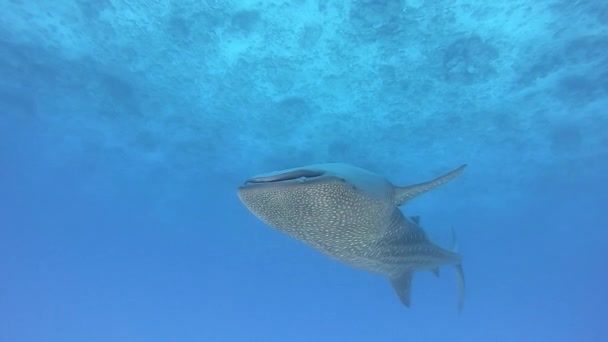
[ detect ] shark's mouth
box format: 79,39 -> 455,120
245,169 -> 325,184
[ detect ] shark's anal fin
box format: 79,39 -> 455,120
454,263 -> 465,312
393,164 -> 467,206
389,272 -> 414,307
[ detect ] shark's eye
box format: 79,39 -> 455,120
246,169 -> 325,183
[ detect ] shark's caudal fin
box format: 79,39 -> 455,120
451,228 -> 465,312
450,226 -> 459,253
389,272 -> 413,307
393,164 -> 467,206
454,263 -> 465,312
454,264 -> 464,312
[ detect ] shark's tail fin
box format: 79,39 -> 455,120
451,227 -> 465,312
393,164 -> 467,206
450,226 -> 459,253
454,263 -> 465,312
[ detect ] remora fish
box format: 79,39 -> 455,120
237,163 -> 466,310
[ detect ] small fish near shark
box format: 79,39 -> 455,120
237,163 -> 467,311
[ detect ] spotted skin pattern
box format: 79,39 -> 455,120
237,163 -> 466,311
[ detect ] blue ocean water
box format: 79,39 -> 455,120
1,1 -> 607,341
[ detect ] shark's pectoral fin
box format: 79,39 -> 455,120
455,264 -> 465,312
389,272 -> 414,307
393,164 -> 467,206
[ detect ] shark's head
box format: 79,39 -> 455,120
237,163 -> 394,235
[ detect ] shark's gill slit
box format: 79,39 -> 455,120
246,169 -> 325,184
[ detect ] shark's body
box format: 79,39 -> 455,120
237,163 -> 466,310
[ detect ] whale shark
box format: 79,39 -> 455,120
237,163 -> 466,310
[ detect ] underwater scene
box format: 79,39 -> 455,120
1,0 -> 607,341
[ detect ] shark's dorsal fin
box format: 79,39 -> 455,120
393,164 -> 467,206
389,271 -> 414,307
